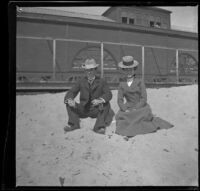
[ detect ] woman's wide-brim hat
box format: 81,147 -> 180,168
82,58 -> 99,69
118,56 -> 139,68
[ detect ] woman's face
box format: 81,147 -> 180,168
121,67 -> 136,78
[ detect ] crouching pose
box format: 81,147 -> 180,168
64,58 -> 114,134
115,56 -> 173,138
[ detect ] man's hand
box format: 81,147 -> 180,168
64,99 -> 68,104
91,98 -> 104,106
125,108 -> 136,112
66,99 -> 76,108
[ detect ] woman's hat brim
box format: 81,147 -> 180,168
118,60 -> 139,68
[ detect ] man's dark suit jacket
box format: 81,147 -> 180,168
64,76 -> 112,107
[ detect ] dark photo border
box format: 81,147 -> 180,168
3,1 -> 199,190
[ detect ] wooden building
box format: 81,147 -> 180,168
16,7 -> 198,89
102,6 -> 171,29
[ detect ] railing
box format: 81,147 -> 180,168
16,36 -> 198,87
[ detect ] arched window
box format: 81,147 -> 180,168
170,53 -> 198,75
72,46 -> 117,70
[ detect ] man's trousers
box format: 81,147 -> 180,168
66,102 -> 114,131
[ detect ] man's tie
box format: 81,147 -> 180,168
88,79 -> 94,85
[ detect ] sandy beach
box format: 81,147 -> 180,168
16,85 -> 198,186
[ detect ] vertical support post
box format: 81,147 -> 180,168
142,46 -> 145,81
65,25 -> 68,71
176,49 -> 179,83
101,42 -> 104,78
53,39 -> 56,81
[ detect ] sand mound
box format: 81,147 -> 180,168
16,85 -> 198,186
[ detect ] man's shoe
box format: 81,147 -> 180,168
94,127 -> 106,134
123,136 -> 129,141
64,125 -> 79,133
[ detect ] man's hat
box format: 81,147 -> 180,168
82,58 -> 99,69
118,56 -> 139,68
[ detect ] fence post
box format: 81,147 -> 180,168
52,39 -> 56,81
101,42 -> 104,78
176,49 -> 179,83
142,46 -> 145,81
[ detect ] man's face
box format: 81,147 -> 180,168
84,68 -> 97,80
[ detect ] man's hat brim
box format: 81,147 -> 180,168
82,63 -> 99,69
118,60 -> 139,68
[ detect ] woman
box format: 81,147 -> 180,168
115,56 -> 173,138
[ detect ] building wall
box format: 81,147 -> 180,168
17,20 -> 197,50
103,7 -> 119,22
17,20 -> 68,38
104,7 -> 171,29
16,18 -> 198,84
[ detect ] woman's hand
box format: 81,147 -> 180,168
92,98 -> 104,106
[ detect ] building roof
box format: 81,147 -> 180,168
17,6 -> 197,39
102,6 -> 172,16
141,6 -> 172,13
17,7 -> 116,23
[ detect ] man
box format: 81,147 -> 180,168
64,58 -> 114,134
